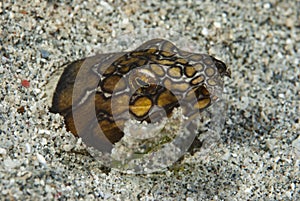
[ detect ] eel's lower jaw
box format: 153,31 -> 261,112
225,68 -> 231,78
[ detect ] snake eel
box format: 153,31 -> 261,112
49,39 -> 230,150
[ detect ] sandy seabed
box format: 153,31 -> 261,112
0,1 -> 299,200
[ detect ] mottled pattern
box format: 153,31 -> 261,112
50,39 -> 230,145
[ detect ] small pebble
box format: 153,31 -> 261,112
201,27 -> 209,36
0,147 -> 7,155
36,153 -> 47,166
40,49 -> 50,59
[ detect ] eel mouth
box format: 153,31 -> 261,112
210,56 -> 231,78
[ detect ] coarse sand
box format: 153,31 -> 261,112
0,1 -> 299,200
